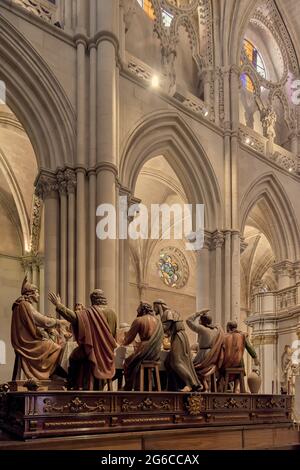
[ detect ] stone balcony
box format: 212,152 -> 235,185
250,283 -> 300,317
239,124 -> 298,174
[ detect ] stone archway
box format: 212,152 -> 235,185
119,110 -> 223,323
0,14 -> 76,170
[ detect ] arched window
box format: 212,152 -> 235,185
137,0 -> 173,26
243,39 -> 266,78
137,0 -> 155,19
241,74 -> 255,93
241,39 -> 266,92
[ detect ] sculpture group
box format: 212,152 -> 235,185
10,277 -> 260,393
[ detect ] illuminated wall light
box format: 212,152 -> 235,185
151,75 -> 160,88
289,167 -> 293,173
203,109 -> 209,117
245,137 -> 250,144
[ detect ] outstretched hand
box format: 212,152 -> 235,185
48,292 -> 61,307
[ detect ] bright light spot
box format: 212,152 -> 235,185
245,137 -> 250,144
151,75 -> 160,88
289,167 -> 293,173
204,109 -> 209,117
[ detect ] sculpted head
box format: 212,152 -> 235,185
153,299 -> 167,316
21,276 -> 39,304
226,320 -> 238,333
137,302 -> 154,317
200,311 -> 213,327
90,289 -> 108,306
74,303 -> 84,314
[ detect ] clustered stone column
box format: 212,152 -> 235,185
94,0 -> 119,310
195,229 -> 241,326
36,170 -> 77,311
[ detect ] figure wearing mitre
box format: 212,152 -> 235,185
11,276 -> 66,380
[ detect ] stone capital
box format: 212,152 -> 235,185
211,230 -> 224,249
273,260 -> 294,277
35,173 -> 58,200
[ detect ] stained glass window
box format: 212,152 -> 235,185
241,73 -> 255,93
158,253 -> 180,288
137,0 -> 155,20
241,39 -> 266,93
137,0 -> 173,25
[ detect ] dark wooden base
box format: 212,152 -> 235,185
0,389 -> 294,443
0,424 -> 299,450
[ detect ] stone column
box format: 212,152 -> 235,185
64,0 -> 73,30
118,191 -> 131,323
35,174 -> 59,312
95,0 -> 119,310
224,230 -> 231,324
75,27 -> 87,304
196,233 -> 211,312
202,69 -> 211,112
230,66 -> 240,229
66,170 -> 76,308
96,164 -> 118,309
231,230 -> 241,321
57,171 -> 68,303
38,258 -> 45,314
214,68 -> 220,126
76,168 -> 86,304
212,231 -> 224,325
223,68 -> 231,228
88,41 -> 97,295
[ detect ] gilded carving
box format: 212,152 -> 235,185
212,397 -> 249,410
256,397 -> 285,409
185,394 -> 204,416
43,397 -> 106,414
121,397 -> 171,412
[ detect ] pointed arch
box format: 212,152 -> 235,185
269,88 -> 293,128
0,147 -> 30,252
120,110 -> 223,230
240,173 -> 300,260
0,14 -> 76,169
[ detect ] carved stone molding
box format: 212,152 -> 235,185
211,231 -> 225,249
120,0 -> 137,33
12,0 -> 57,24
35,174 -> 58,200
30,194 -> 42,254
252,334 -> 278,346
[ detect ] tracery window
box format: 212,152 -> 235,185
241,39 -> 266,92
158,252 -> 180,288
137,0 -> 173,26
137,0 -> 155,19
157,248 -> 189,289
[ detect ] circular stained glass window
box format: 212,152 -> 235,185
157,247 -> 189,289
